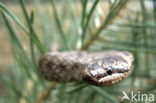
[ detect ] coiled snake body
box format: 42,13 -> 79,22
39,51 -> 134,86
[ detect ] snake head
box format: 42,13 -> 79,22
82,55 -> 133,86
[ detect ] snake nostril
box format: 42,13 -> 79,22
107,69 -> 113,75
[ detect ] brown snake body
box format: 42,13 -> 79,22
38,51 -> 134,86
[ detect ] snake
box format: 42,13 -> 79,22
38,51 -> 134,86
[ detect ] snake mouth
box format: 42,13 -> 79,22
82,68 -> 130,86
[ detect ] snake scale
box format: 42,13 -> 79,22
38,51 -> 134,86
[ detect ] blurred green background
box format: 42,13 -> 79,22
0,0 -> 156,103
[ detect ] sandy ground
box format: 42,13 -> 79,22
0,26 -> 13,73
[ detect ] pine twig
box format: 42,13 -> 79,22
81,0 -> 129,50
35,82 -> 57,103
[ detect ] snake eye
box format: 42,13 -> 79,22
107,69 -> 113,75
